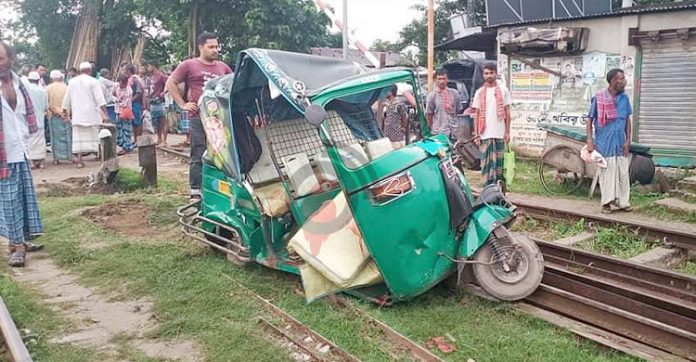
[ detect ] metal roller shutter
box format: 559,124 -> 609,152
638,36 -> 696,166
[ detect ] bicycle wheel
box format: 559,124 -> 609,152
538,145 -> 585,195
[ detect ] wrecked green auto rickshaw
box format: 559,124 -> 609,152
178,48 -> 543,304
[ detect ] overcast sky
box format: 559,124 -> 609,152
323,0 -> 424,47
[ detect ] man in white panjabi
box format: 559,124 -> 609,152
25,71 -> 48,169
61,62 -> 109,168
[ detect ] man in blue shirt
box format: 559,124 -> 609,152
586,69 -> 633,214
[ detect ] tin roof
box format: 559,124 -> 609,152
489,0 -> 696,28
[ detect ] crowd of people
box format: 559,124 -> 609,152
1,31 -> 232,267
14,58 -> 180,169
0,30 -> 632,269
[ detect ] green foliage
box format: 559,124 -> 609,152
581,225 -> 659,259
12,0 -> 78,70
9,0 -> 341,70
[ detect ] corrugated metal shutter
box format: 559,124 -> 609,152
638,37 -> 696,165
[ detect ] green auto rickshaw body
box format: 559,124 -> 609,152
184,48 -> 515,302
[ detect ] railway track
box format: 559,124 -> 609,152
0,297 -> 32,362
525,239 -> 696,361
512,197 -> 696,250
169,147 -> 696,359
223,273 -> 444,362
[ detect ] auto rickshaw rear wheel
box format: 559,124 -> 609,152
472,233 -> 544,301
205,227 -> 249,267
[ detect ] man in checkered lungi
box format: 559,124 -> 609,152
0,41 -> 44,267
472,62 -> 512,188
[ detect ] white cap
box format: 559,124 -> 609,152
79,61 -> 92,71
27,71 -> 40,81
49,70 -> 63,79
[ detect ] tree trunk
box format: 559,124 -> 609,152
187,2 -> 200,57
65,0 -> 101,69
132,34 -> 147,67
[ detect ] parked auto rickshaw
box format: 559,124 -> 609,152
178,48 -> 544,304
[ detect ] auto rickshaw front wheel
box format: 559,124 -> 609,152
472,233 -> 544,301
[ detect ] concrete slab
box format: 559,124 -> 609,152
654,198 -> 696,213
628,247 -> 685,268
553,231 -> 594,247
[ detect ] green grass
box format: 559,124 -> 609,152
480,160 -> 668,208
636,204 -> 696,225
20,177 -> 641,361
114,168 -> 181,194
579,226 -> 659,259
676,261 -> 696,276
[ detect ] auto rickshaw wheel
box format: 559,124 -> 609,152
204,227 -> 250,267
472,233 -> 544,301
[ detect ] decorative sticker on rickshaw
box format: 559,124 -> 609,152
200,94 -> 235,177
248,49 -> 306,112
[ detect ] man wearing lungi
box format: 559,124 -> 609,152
46,70 -> 71,164
62,62 -> 109,168
586,68 -> 633,214
472,62 -> 511,187
0,41 -> 44,267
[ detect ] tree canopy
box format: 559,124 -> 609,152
3,0 -> 341,71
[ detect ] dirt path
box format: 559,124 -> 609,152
32,134 -> 190,189
7,246 -> 202,361
5,139 -> 201,360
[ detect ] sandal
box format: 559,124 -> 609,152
620,206 -> 633,212
25,242 -> 44,252
601,205 -> 613,214
8,251 -> 26,267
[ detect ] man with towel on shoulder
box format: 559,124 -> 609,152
586,68 -> 633,214
0,40 -> 44,267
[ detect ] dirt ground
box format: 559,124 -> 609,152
8,249 -> 202,361
6,138 -> 200,361
82,201 -> 152,237
33,134 -> 190,195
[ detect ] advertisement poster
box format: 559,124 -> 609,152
510,59 -> 553,104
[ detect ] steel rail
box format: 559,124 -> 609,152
258,318 -> 330,362
0,297 -> 32,362
527,239 -> 696,361
513,198 -> 696,250
329,296 -> 445,362
222,275 -> 360,361
254,296 -> 361,362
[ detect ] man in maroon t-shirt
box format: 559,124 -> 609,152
166,32 -> 232,200
147,61 -> 168,146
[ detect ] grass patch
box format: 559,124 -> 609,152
511,217 -> 585,241
676,261 -> 696,276
637,204 -> 696,225
33,189 -> 639,361
0,274 -> 100,361
473,160 -> 667,208
114,168 -> 181,194
579,226 -> 659,259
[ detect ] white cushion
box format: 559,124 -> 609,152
338,143 -> 369,168
282,153 -> 321,197
365,137 -> 394,160
315,149 -> 337,182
